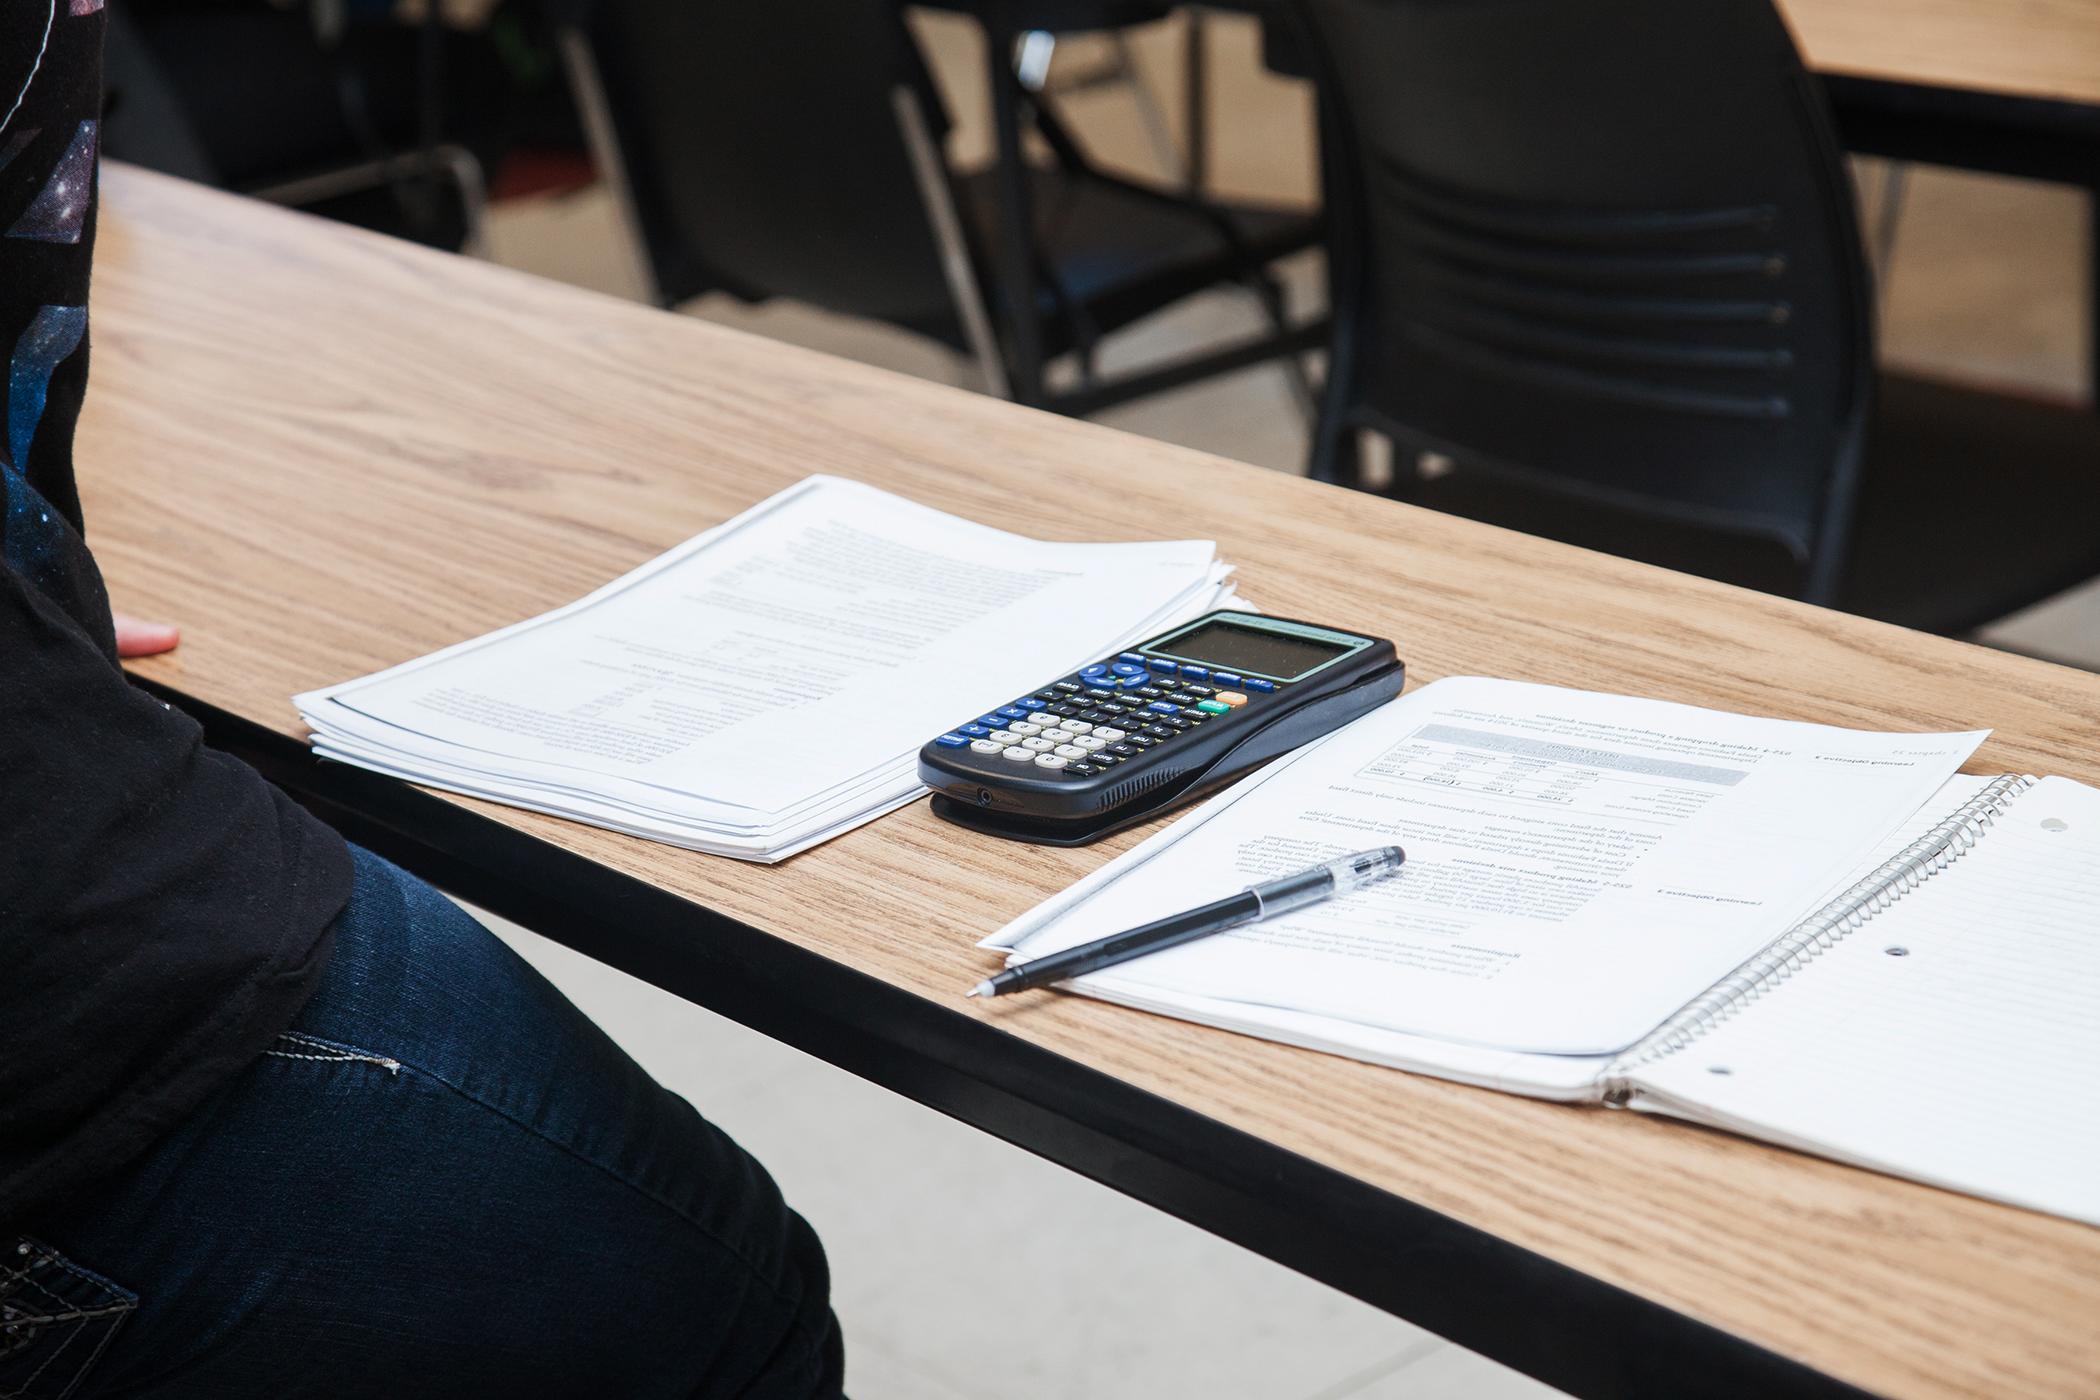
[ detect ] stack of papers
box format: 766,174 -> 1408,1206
297,476 -> 1240,860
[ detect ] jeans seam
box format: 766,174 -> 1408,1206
262,1032 -> 401,1075
1,1248 -> 133,1400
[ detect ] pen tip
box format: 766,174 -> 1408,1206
966,982 -> 992,999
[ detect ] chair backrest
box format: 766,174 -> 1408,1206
563,0 -> 960,333
1302,0 -> 1873,593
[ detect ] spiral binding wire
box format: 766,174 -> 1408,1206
1601,773 -> 2034,1103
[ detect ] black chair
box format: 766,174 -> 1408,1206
553,0 -> 1323,415
1298,0 -> 2100,636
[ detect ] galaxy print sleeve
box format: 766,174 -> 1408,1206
2,0 -> 113,655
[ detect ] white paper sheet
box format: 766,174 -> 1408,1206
990,676 -> 1986,1056
297,475 -> 1239,860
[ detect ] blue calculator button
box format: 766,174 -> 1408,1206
1211,671 -> 1242,686
1018,697 -> 1049,710
1146,658 -> 1178,675
960,723 -> 991,737
1116,674 -> 1150,690
1110,662 -> 1146,677
934,733 -> 968,747
978,715 -> 1007,729
1244,677 -> 1275,692
1179,665 -> 1209,681
1081,663 -> 1111,678
1147,701 -> 1182,714
999,705 -> 1030,719
1119,652 -> 1146,665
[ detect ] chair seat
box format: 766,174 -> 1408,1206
1389,371 -> 2100,636
955,167 -> 1323,359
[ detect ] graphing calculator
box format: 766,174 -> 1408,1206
917,611 -> 1405,845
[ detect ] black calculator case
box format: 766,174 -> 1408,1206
917,616 -> 1405,846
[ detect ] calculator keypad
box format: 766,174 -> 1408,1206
933,656 -> 1285,776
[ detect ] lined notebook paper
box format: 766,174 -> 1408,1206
1630,776 -> 2100,1223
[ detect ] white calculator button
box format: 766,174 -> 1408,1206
1007,721 -> 1042,736
1040,728 -> 1073,744
1093,727 -> 1127,743
1071,734 -> 1105,751
1033,754 -> 1068,769
988,730 -> 1019,744
1020,736 -> 1055,752
1053,743 -> 1086,759
969,740 -> 1003,755
1061,719 -> 1093,734
1001,746 -> 1037,762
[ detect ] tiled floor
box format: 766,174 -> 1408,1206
462,19 -> 2096,1397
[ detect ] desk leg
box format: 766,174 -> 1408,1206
987,4 -> 1045,407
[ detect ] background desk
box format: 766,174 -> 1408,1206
83,168 -> 2100,1399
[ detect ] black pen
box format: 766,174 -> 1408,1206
968,846 -> 1406,998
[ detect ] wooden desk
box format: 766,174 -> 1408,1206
1779,0 -> 2100,109
83,168 -> 2100,1399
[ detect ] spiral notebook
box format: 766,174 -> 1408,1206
989,679 -> 2100,1224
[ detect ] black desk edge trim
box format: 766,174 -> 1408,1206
146,677 -> 1874,1400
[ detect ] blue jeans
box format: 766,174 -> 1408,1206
6,846 -> 844,1398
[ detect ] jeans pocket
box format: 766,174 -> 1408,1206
0,1238 -> 137,1400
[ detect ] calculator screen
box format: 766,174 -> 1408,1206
1155,620 -> 1353,681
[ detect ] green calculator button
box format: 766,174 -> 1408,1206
1196,700 -> 1231,714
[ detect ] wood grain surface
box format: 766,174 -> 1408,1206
82,168 -> 2100,1399
1778,0 -> 2100,107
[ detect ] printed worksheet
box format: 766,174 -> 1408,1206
991,677 -> 1985,1055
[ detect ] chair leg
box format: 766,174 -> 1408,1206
987,5 -> 1047,406
892,87 -> 1012,399
1242,271 -> 1318,422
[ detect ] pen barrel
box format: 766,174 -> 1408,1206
1249,867 -> 1335,917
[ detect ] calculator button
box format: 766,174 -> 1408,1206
1111,662 -> 1146,677
1069,763 -> 1099,776
1048,703 -> 1083,718
1182,684 -> 1213,698
960,723 -> 991,737
1018,698 -> 1048,711
1020,737 -> 1055,752
988,730 -> 1019,744
1033,753 -> 1068,770
1053,743 -> 1087,759
1093,727 -> 1127,743
1211,672 -> 1241,686
999,705 -> 1030,719
1179,666 -> 1208,681
1061,719 -> 1092,733
1142,724 -> 1177,738
1244,677 -> 1275,692
1075,709 -> 1107,722
1135,686 -> 1165,699
1147,701 -> 1181,714
1001,746 -> 1037,762
1007,721 -> 1042,736
1042,729 -> 1074,744
1108,742 -> 1141,757
1085,688 -> 1117,701
1162,717 -> 1193,730
935,733 -> 968,747
1166,693 -> 1199,706
1089,751 -> 1120,766
1128,735 -> 1159,748
1146,658 -> 1178,675
1196,700 -> 1231,714
969,739 -> 1004,755
1182,711 -> 1210,723
1117,675 -> 1150,691
1053,680 -> 1083,693
1118,652 -> 1146,665
1081,663 -> 1111,679
1071,734 -> 1106,751
1216,691 -> 1248,706
978,715 -> 1007,729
